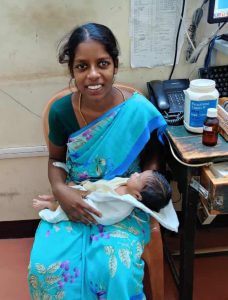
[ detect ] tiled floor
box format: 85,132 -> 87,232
164,225 -> 228,300
0,230 -> 228,300
0,238 -> 33,300
164,255 -> 228,300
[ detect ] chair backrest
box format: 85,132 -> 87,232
42,83 -> 142,147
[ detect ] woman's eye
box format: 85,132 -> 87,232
99,61 -> 110,68
74,63 -> 87,70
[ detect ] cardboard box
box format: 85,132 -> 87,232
200,166 -> 228,213
218,98 -> 228,142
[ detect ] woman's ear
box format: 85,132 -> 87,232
114,59 -> 119,74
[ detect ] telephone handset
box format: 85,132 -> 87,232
147,79 -> 190,125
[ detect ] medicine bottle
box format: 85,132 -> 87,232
202,108 -> 219,146
184,79 -> 218,133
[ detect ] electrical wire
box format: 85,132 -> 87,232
172,193 -> 182,204
218,22 -> 227,31
185,0 -> 209,62
185,2 -> 206,61
203,35 -> 221,68
203,21 -> 227,68
169,0 -> 186,80
185,24 -> 196,52
165,133 -> 213,167
201,0 -> 209,8
187,22 -> 227,64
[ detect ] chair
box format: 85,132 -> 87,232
42,83 -> 164,300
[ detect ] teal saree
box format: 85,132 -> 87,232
28,92 -> 167,300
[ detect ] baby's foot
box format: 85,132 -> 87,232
37,194 -> 55,202
32,199 -> 57,211
33,199 -> 49,211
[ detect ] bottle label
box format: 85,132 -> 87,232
189,99 -> 217,127
203,125 -> 213,132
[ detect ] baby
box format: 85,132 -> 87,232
33,170 -> 172,225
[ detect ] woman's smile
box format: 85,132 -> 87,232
73,40 -> 117,101
86,84 -> 104,95
87,84 -> 103,90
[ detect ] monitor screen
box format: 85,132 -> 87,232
207,0 -> 228,23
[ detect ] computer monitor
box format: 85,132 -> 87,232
207,0 -> 228,24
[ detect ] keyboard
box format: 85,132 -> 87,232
198,65 -> 228,97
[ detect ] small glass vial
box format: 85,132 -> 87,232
202,108 -> 219,146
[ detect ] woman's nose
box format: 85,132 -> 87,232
87,66 -> 100,79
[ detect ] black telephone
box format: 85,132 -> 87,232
147,79 -> 190,125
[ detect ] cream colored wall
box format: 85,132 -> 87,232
0,0 -> 227,220
0,157 -> 51,221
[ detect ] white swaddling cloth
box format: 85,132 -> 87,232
39,183 -> 179,232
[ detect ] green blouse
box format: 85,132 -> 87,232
48,94 -> 80,146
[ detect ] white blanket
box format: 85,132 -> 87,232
39,188 -> 179,232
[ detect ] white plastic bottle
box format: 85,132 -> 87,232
184,79 -> 219,133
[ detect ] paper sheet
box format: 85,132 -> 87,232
130,0 -> 185,68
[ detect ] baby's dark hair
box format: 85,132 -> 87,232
58,22 -> 120,77
140,171 -> 172,212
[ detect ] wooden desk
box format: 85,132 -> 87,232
165,125 -> 228,300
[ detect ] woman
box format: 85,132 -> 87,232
28,23 -> 167,300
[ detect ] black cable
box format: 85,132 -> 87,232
169,0 -> 186,80
218,22 -> 227,31
201,0 -> 209,9
204,36 -> 219,68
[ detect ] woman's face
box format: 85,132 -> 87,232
73,39 -> 118,101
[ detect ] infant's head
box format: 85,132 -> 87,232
127,171 -> 171,212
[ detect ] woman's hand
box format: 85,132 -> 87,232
53,184 -> 102,224
48,145 -> 101,224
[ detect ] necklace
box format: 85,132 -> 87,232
78,93 -> 88,126
78,87 -> 125,127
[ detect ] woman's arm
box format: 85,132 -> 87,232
48,141 -> 101,224
48,141 -> 67,193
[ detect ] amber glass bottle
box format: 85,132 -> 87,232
202,108 -> 219,146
